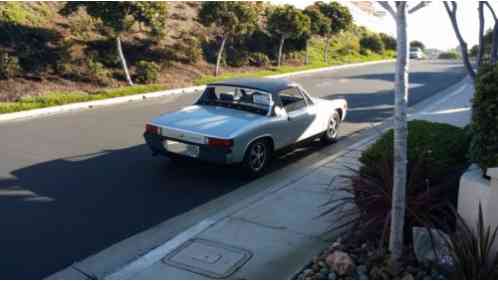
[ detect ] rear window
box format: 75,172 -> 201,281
197,86 -> 272,115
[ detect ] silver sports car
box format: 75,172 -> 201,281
144,78 -> 347,175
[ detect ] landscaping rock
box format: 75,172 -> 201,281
295,236 -> 445,280
357,265 -> 367,274
328,272 -> 337,280
402,273 -> 415,279
326,250 -> 355,276
303,269 -> 313,277
412,227 -> 452,266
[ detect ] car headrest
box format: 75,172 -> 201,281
219,93 -> 234,102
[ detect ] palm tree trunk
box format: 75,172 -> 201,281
116,36 -> 133,86
324,37 -> 330,64
215,36 -> 227,76
389,2 -> 408,264
277,36 -> 285,67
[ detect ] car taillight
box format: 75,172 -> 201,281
207,137 -> 233,148
145,124 -> 159,135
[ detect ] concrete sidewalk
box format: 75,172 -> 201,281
49,78 -> 474,280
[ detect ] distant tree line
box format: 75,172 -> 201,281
0,1 -> 397,84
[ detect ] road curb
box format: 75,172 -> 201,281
1,60 -> 393,123
0,85 -> 205,123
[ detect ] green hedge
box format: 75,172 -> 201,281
469,65 -> 498,171
344,120 -> 471,242
360,120 -> 470,184
135,60 -> 160,84
438,52 -> 459,59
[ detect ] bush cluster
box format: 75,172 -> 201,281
226,48 -> 250,67
379,33 -> 396,50
172,32 -> 203,64
337,120 -> 471,242
361,120 -> 470,181
248,52 -> 271,67
438,51 -> 459,59
135,60 -> 160,84
0,51 -> 22,79
86,58 -> 112,86
359,34 -> 385,54
469,64 -> 498,172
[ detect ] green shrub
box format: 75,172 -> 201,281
445,205 -> 498,279
360,34 -> 385,54
135,60 -> 160,84
379,32 -> 396,50
172,35 -> 203,64
361,120 -> 470,180
86,58 -> 112,86
469,65 -> 498,172
438,51 -> 459,59
0,51 -> 22,79
324,121 -> 470,243
359,48 -> 371,56
183,37 -> 203,64
248,52 -> 271,67
86,42 -> 121,68
226,49 -> 250,67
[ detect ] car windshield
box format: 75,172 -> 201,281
197,86 -> 272,115
410,48 -> 420,52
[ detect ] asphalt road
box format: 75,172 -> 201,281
0,60 -> 465,279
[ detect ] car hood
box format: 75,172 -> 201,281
151,105 -> 266,138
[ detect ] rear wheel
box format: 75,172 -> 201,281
243,139 -> 271,176
321,111 -> 341,144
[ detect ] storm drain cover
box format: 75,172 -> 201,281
162,238 -> 252,278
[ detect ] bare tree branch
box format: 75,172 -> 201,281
484,2 -> 497,21
378,1 -> 396,18
478,2 -> 485,67
408,1 -> 430,14
443,1 -> 476,79
492,22 -> 498,64
483,2 -> 498,64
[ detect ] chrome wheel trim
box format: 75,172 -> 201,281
327,114 -> 339,139
249,142 -> 266,172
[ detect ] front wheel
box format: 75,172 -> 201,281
243,139 -> 271,176
321,111 -> 341,144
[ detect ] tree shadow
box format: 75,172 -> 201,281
320,68 -> 467,124
0,135 -> 330,279
0,21 -> 64,75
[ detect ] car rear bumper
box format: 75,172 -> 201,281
143,132 -> 234,164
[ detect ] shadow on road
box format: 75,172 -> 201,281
325,69 -> 467,124
0,138 -> 328,279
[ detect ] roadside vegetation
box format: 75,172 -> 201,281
297,2 -> 498,280
0,1 -> 395,114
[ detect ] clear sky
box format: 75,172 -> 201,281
270,1 -> 497,51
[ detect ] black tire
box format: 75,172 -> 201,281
243,138 -> 271,176
321,111 -> 341,144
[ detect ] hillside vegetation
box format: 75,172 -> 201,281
0,1 -> 395,113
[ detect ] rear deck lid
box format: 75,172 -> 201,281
151,105 -> 266,139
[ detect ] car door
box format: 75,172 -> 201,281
279,87 -> 317,144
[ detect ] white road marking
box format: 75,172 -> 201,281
415,83 -> 468,115
347,105 -> 393,112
